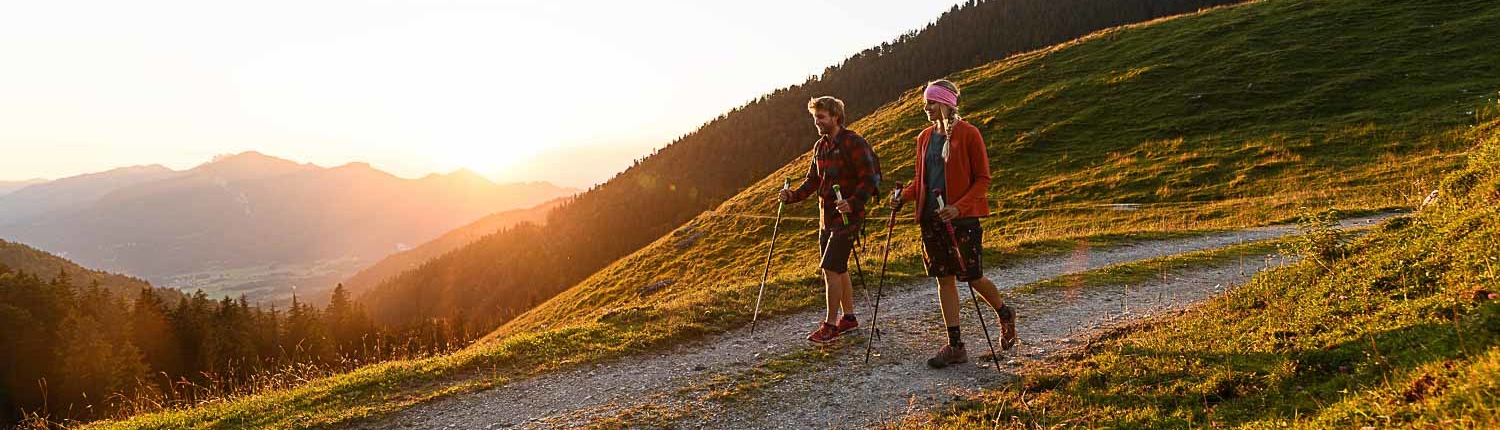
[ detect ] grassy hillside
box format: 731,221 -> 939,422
87,0 -> 1499,427
0,239 -> 158,299
492,0 -> 1495,339
353,0 -> 1245,335
913,104 -> 1500,429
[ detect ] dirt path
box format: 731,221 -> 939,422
353,215 -> 1394,430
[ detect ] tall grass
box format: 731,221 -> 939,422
905,103 -> 1500,429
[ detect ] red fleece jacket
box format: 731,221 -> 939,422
900,120 -> 992,219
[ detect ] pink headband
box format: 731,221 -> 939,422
924,84 -> 958,107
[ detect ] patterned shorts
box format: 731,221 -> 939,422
919,217 -> 983,282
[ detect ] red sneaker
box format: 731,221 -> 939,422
835,315 -> 859,334
806,322 -> 840,344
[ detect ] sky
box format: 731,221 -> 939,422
1,0 -> 964,188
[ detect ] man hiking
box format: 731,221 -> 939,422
779,96 -> 882,344
893,79 -> 1017,368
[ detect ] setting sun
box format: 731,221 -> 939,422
2,0 -> 968,188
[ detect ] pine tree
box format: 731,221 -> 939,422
131,287 -> 182,380
57,312 -> 146,420
283,294 -> 330,363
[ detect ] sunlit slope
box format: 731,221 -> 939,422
918,100 -> 1500,430
490,0 -> 1497,348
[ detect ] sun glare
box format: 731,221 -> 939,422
430,141 -> 534,179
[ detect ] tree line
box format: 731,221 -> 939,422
0,265 -> 469,426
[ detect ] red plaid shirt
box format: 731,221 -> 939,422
788,128 -> 882,232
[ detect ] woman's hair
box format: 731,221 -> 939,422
807,96 -> 846,126
927,80 -> 961,161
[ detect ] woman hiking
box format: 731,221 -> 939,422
779,96 -> 882,344
893,79 -> 1017,368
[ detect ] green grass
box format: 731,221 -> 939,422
1007,217 -> 1400,295
1012,236 -> 1290,295
903,106 -> 1500,429
87,0 -> 1500,427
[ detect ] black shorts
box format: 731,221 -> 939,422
920,216 -> 984,282
817,222 -> 861,274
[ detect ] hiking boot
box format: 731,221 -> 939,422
807,322 -> 840,344
996,304 -> 1017,350
926,342 -> 967,368
835,315 -> 859,334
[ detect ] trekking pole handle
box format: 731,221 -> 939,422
888,183 -> 904,227
776,178 -> 791,205
833,184 -> 850,225
935,192 -> 969,272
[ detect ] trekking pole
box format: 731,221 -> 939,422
834,185 -> 869,304
865,183 -> 904,364
832,185 -> 850,225
936,191 -> 1003,375
851,228 -> 870,303
750,178 -> 791,336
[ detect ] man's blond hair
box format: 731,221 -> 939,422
807,96 -> 846,125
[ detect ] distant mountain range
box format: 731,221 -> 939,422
0,152 -> 575,302
342,197 -> 567,296
0,165 -> 179,225
0,179 -> 49,197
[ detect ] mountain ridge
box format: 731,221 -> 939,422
0,151 -> 575,304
